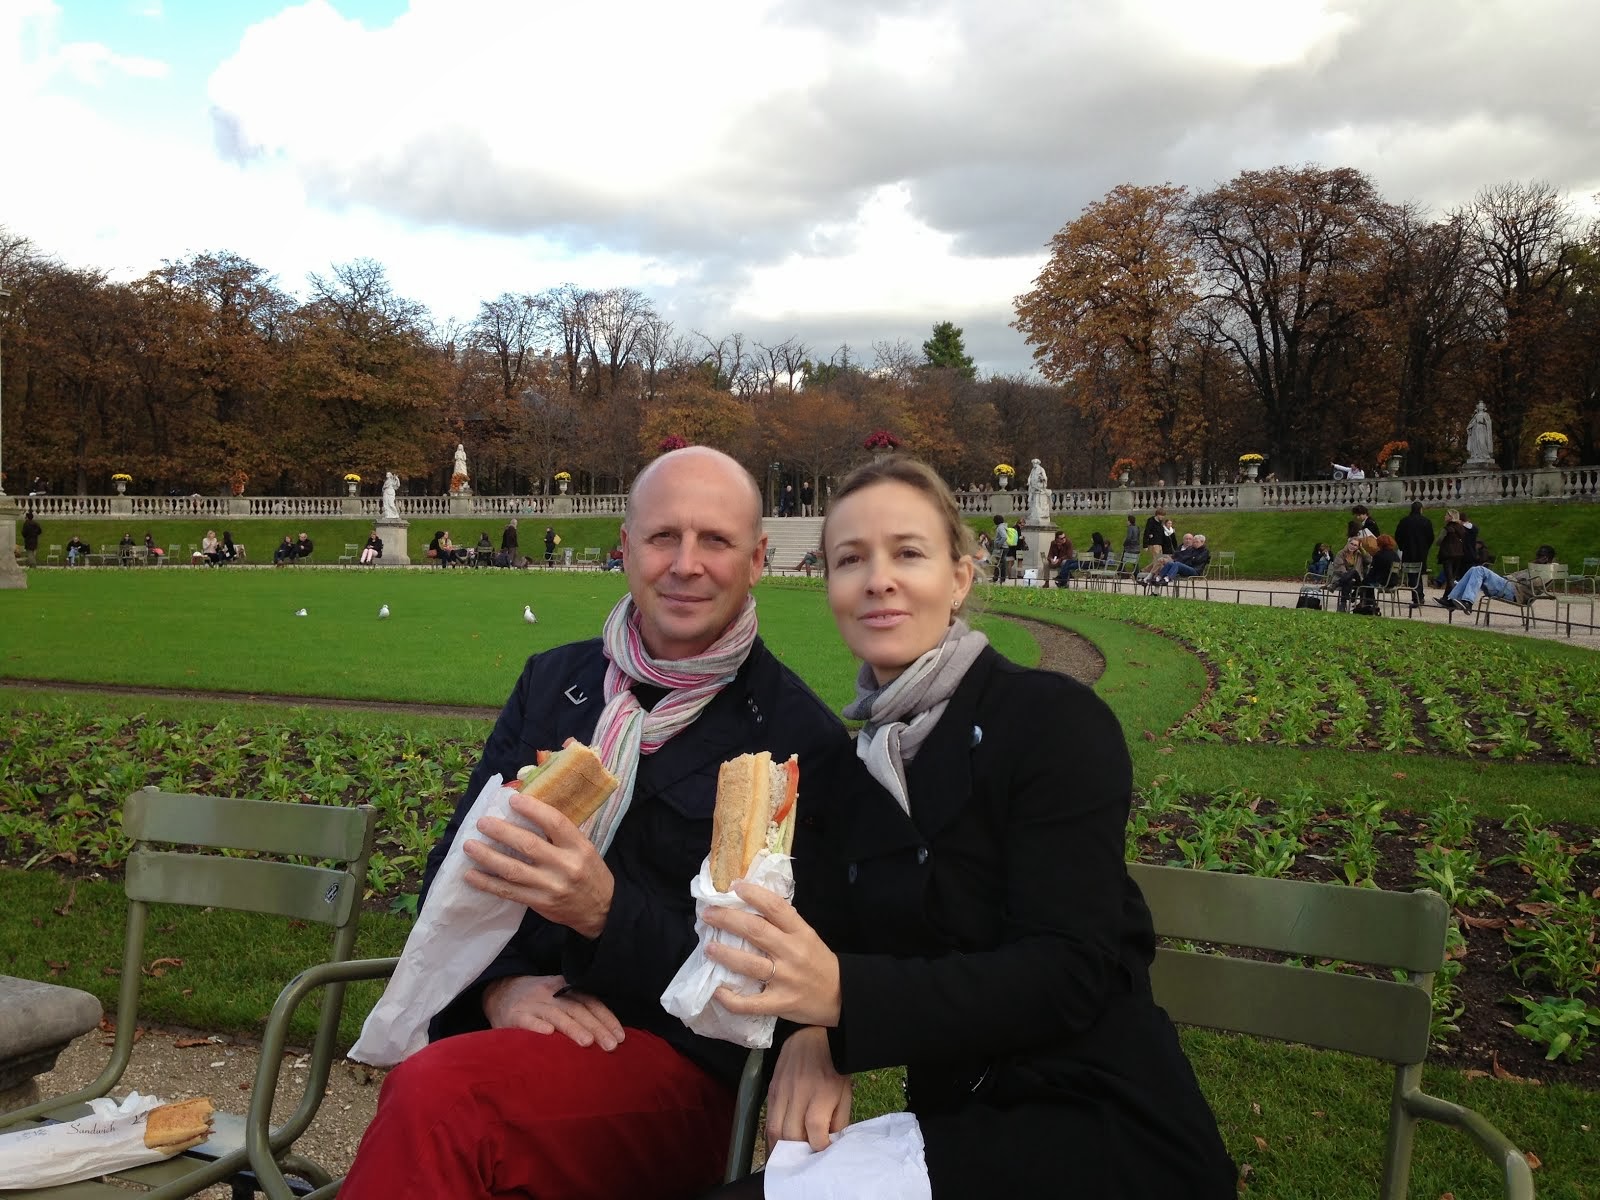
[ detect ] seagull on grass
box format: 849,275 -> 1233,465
378,604 -> 390,619
294,608 -> 308,617
523,605 -> 537,624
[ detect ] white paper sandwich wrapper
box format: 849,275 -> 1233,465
350,773 -> 534,1067
0,1091 -> 180,1189
660,848 -> 794,1049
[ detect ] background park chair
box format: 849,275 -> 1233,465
1211,549 -> 1237,581
0,788 -> 376,1199
337,544 -> 359,566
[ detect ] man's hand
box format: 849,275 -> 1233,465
482,975 -> 625,1051
463,791 -> 615,939
766,1027 -> 851,1152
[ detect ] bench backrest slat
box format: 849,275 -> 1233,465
126,851 -> 359,926
126,788 -> 371,862
1129,863 -> 1448,973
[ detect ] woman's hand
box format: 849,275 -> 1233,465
482,975 -> 625,1050
702,881 -> 842,1028
766,1026 -> 851,1152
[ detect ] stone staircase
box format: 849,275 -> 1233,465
762,517 -> 824,573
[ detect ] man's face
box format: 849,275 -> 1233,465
622,454 -> 765,660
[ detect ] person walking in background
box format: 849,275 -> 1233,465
1142,509 -> 1170,565
991,515 -> 1011,583
543,526 -> 557,566
799,481 -> 815,516
1123,513 -> 1140,561
1394,501 -> 1434,609
20,512 -> 41,567
501,518 -> 519,567
779,483 -> 796,517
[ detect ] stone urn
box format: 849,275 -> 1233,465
1542,445 -> 1559,467
995,473 -> 1011,491
1243,462 -> 1260,481
1387,455 -> 1402,475
114,479 -> 127,495
557,478 -> 570,495
1118,470 -> 1131,487
346,481 -> 358,496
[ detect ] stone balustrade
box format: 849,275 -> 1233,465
11,466 -> 1596,521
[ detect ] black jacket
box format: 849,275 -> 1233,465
422,637 -> 852,1087
804,649 -> 1234,1196
1395,513 -> 1434,567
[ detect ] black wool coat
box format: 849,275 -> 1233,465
802,648 -> 1236,1197
421,636 -> 853,1087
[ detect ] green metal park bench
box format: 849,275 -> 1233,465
0,788 -> 376,1199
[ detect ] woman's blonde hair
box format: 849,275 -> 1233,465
821,457 -> 980,612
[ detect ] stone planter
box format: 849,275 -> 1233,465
995,474 -> 1011,490
1118,471 -> 1130,487
114,480 -> 127,495
346,482 -> 358,496
557,479 -> 570,495
1242,463 -> 1260,481
1387,455 -> 1402,475
1542,445 -> 1559,466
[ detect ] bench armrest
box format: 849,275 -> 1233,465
1401,1088 -> 1534,1200
247,956 -> 400,1200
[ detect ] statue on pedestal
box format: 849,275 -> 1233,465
1465,401 -> 1495,467
1026,458 -> 1051,527
452,443 -> 470,492
381,471 -> 399,519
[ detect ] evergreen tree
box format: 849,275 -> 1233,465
922,320 -> 976,378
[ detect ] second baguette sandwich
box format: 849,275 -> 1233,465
710,752 -> 799,892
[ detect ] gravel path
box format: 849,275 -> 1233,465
23,616 -> 1104,1190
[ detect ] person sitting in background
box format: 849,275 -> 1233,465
794,548 -> 823,577
601,544 -> 625,572
144,532 -> 164,561
274,534 -> 297,564
1437,545 -> 1558,614
1307,543 -> 1332,577
200,530 -> 220,565
296,531 -> 314,560
1141,533 -> 1193,584
119,532 -> 135,564
361,529 -> 384,565
474,531 -> 493,565
1153,534 -> 1210,586
220,531 -> 239,563
1332,535 -> 1377,611
66,535 -> 89,566
1090,531 -> 1111,563
1354,534 -> 1402,612
1047,530 -> 1075,588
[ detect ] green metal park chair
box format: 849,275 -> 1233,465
0,788 -> 375,1199
1128,864 -> 1533,1200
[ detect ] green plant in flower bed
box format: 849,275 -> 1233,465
991,585 -> 1600,769
1511,996 -> 1600,1063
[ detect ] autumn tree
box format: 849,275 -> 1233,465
1014,183 -> 1200,477
1187,166 -> 1395,478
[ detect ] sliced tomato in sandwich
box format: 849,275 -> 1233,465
772,758 -> 799,824
536,749 -> 554,766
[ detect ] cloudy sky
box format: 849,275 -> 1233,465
4,0 -> 1598,374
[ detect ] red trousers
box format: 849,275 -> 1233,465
340,1027 -> 734,1200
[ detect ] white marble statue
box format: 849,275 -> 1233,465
1466,401 -> 1494,463
453,443 -> 469,484
1026,458 -> 1051,526
381,471 -> 399,519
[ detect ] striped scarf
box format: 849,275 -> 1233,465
583,594 -> 759,853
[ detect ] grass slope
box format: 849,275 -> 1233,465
968,502 -> 1600,579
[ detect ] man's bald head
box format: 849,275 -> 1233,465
626,446 -> 762,539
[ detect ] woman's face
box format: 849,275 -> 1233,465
824,481 -> 974,686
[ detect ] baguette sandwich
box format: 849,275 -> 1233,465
513,739 -> 619,827
142,1096 -> 214,1154
710,752 -> 799,892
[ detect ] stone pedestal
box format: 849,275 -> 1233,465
1529,467 -> 1563,498
374,517 -> 411,567
1375,477 -> 1406,506
0,504 -> 25,589
450,493 -> 472,517
1235,483 -> 1263,511
549,495 -> 574,515
110,496 -> 132,517
1108,487 -> 1135,514
986,491 -> 1017,518
1460,458 -> 1497,474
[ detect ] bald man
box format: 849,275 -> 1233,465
343,449 -> 851,1200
